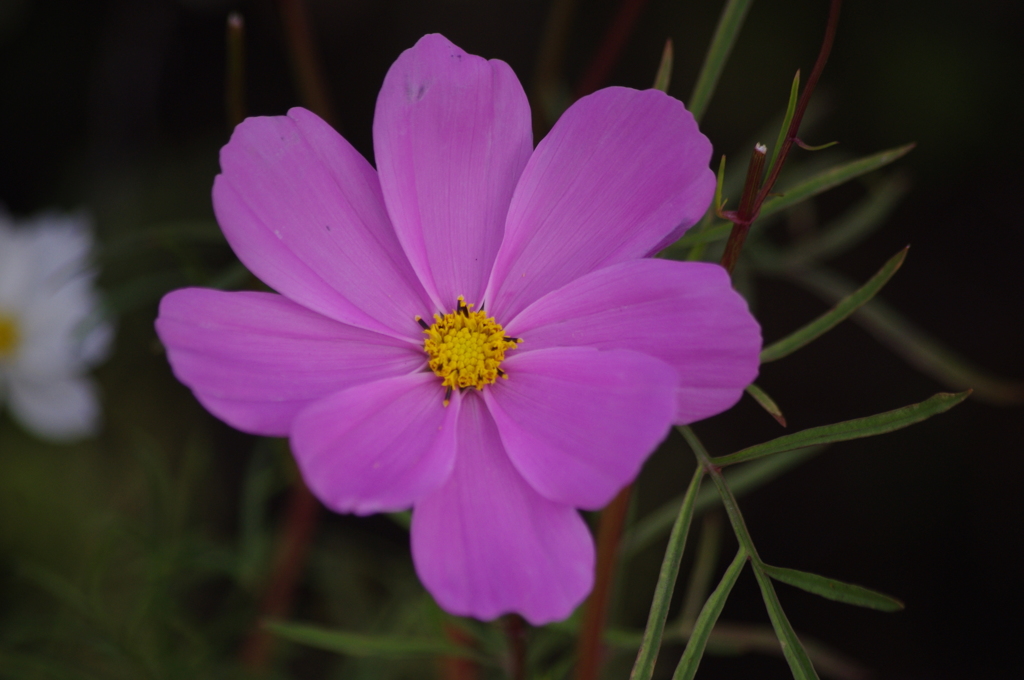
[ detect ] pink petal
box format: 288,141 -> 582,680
213,107 -> 432,338
411,394 -> 594,624
156,288 -> 423,436
506,260 -> 761,424
374,34 -> 533,309
485,87 -> 715,320
291,372 -> 458,515
484,346 -> 677,510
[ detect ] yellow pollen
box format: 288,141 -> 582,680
0,311 -> 19,359
420,296 -> 521,406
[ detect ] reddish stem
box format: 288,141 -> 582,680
439,623 -> 480,680
757,0 -> 842,204
239,476 -> 321,671
505,615 -> 528,680
575,0 -> 653,98
574,485 -> 633,680
719,0 -> 842,274
225,13 -> 246,128
277,0 -> 337,128
719,143 -> 766,274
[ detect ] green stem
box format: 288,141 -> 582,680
629,468 -> 704,680
679,427 -> 820,680
688,0 -> 755,122
677,513 -> 723,628
672,547 -> 747,680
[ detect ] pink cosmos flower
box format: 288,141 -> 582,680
155,34 -> 760,624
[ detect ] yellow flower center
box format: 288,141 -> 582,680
419,296 -> 521,406
0,311 -> 19,359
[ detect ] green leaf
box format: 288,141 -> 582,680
786,265 -> 1024,405
672,548 -> 747,680
681,427 -> 819,680
759,144 -> 915,220
794,139 -> 839,151
767,70 -> 800,179
688,0 -> 754,122
653,39 -> 673,93
671,221 -> 733,250
752,567 -> 821,680
678,514 -> 724,628
712,391 -> 971,467
623,447 -> 826,557
630,468 -> 704,680
780,173 -> 909,266
761,564 -> 904,612
760,247 -> 908,363
714,154 -> 727,214
265,620 -> 491,662
745,383 -> 786,426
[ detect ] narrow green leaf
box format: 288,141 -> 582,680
678,514 -> 723,628
714,154 -> 727,214
712,391 -> 971,467
681,426 -> 819,679
788,265 -> 1024,405
679,427 -> 758,559
672,221 -> 733,250
767,70 -> 800,179
759,144 -> 915,220
746,383 -> 786,426
623,447 -> 825,557
688,0 -> 754,122
672,548 -> 747,680
781,173 -> 909,266
653,39 -> 673,92
761,247 -> 908,363
265,620 -> 490,662
761,564 -> 904,612
752,567 -> 821,680
795,139 -> 839,151
630,468 -> 704,680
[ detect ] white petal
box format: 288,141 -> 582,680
7,375 -> 102,442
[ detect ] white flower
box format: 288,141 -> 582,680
0,209 -> 112,441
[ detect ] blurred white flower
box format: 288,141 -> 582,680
0,209 -> 112,441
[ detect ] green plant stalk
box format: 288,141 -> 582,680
712,391 -> 970,467
653,39 -> 674,93
679,427 -> 820,680
623,447 -> 826,557
779,173 -> 909,267
672,547 -> 747,680
264,620 -> 494,664
759,564 -> 903,611
785,265 -> 1024,405
760,247 -> 908,363
629,467 -> 705,680
678,513 -> 723,628
745,383 -> 787,426
688,0 -> 755,122
759,144 -> 915,221
766,70 -> 800,179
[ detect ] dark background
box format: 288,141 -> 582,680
0,0 -> 1021,678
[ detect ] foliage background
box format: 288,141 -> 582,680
1,0 -> 1021,678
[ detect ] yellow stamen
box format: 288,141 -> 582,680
422,296 -> 521,406
0,311 -> 19,359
